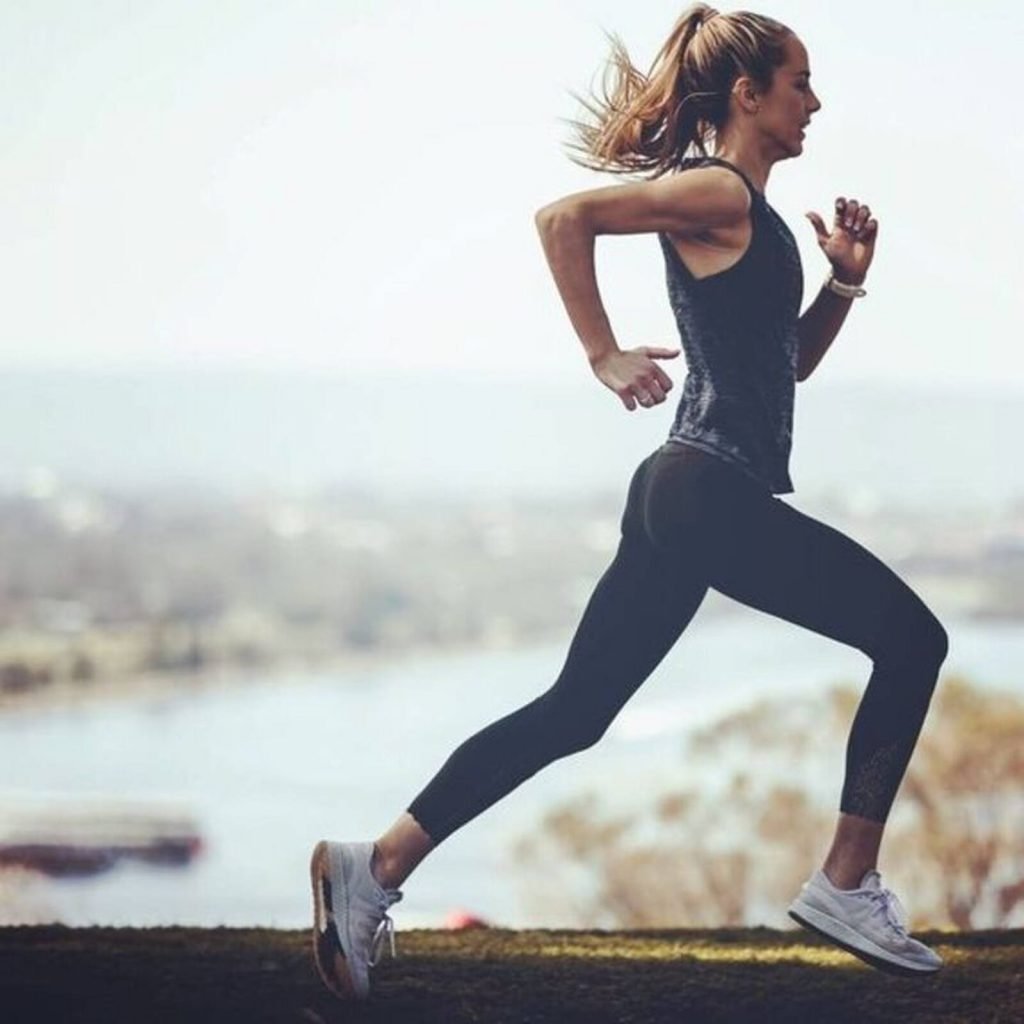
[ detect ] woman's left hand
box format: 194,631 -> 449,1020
805,197 -> 877,285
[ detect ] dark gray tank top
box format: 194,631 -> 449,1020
657,155 -> 803,494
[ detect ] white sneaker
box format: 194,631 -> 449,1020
310,839 -> 403,1000
788,868 -> 942,976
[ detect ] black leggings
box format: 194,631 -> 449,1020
406,441 -> 949,844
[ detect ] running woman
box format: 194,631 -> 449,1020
311,5 -> 949,998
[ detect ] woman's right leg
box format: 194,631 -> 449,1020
380,449 -> 711,886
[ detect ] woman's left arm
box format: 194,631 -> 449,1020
795,196 -> 878,382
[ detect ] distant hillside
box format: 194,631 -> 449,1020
3,367 -> 1020,508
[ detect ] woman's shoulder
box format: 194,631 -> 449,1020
679,156 -> 760,205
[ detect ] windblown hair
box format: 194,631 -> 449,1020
562,5 -> 792,179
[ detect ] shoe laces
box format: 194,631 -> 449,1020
367,888 -> 403,968
866,885 -> 908,935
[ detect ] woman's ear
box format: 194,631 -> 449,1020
730,75 -> 761,115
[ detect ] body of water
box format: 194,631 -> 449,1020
0,610 -> 1020,929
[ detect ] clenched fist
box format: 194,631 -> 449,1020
592,346 -> 680,412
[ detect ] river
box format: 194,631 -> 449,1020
0,610 -> 1020,929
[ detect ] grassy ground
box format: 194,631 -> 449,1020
1,924 -> 1022,1023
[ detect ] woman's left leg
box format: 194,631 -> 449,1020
642,449 -> 949,834
644,470 -> 949,972
697,490 -> 949,832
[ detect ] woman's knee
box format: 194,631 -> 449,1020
870,597 -> 949,670
929,615 -> 950,665
910,606 -> 949,667
527,688 -> 614,758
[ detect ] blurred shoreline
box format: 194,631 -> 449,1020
0,633 -> 548,719
2,371 -> 1020,718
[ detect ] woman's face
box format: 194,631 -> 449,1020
756,34 -> 822,158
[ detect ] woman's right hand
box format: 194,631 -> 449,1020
592,346 -> 680,411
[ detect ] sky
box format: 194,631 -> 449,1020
2,0 -> 1022,390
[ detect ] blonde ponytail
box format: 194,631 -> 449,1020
561,5 -> 791,179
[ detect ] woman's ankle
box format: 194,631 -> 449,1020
822,811 -> 884,890
822,860 -> 875,891
370,843 -> 405,890
370,812 -> 436,889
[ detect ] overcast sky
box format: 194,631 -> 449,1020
2,1 -> 1021,390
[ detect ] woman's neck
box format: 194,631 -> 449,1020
710,142 -> 771,197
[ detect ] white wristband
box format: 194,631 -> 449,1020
824,270 -> 867,298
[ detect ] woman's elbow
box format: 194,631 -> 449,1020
535,199 -> 583,230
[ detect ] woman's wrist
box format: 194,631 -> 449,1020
588,346 -> 621,371
824,268 -> 867,298
830,266 -> 866,287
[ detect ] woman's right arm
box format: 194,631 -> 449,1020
534,167 -> 749,411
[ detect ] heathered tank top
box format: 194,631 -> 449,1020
657,155 -> 804,494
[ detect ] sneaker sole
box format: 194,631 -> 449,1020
787,900 -> 941,978
309,839 -> 361,1000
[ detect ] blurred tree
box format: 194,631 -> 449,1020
890,675 -> 1024,929
512,674 -> 1024,930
